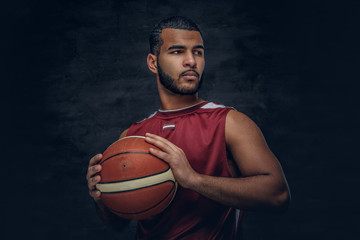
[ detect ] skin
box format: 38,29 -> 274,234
148,29 -> 205,110
86,28 -> 290,229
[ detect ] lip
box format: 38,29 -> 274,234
180,70 -> 199,80
182,76 -> 197,81
183,72 -> 197,76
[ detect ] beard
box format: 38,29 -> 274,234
157,61 -> 203,95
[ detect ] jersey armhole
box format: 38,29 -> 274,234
224,109 -> 241,178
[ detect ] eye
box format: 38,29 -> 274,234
171,50 -> 182,54
193,50 -> 203,56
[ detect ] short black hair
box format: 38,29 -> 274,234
149,16 -> 202,56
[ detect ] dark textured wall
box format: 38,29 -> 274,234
4,0 -> 359,239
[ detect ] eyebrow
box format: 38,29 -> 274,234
167,45 -> 205,51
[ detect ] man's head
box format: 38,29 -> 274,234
149,16 -> 203,57
147,17 -> 205,95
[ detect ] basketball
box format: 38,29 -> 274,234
96,136 -> 177,220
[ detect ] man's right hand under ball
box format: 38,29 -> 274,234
86,153 -> 103,202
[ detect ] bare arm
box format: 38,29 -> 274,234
145,110 -> 290,212
86,129 -> 131,230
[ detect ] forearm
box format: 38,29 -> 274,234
144,133 -> 290,212
188,173 -> 290,212
95,201 -> 131,231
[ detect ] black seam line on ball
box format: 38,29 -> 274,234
100,151 -> 151,165
106,183 -> 176,215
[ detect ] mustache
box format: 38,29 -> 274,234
180,70 -> 200,78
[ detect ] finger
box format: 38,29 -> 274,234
93,190 -> 101,198
89,153 -> 103,167
89,176 -> 102,201
87,154 -> 102,180
88,175 -> 101,191
90,189 -> 101,200
149,147 -> 170,163
86,164 -> 102,181
92,174 -> 101,184
145,133 -> 178,153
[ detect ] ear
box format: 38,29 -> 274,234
147,53 -> 158,74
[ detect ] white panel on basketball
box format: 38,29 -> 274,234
96,168 -> 175,193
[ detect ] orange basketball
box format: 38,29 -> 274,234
96,136 -> 177,220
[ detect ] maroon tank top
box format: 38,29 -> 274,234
126,101 -> 243,240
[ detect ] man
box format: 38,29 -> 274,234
86,16 -> 290,239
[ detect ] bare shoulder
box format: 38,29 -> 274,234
226,110 -> 255,126
225,111 -> 277,177
225,110 -> 263,143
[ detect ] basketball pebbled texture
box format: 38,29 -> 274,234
96,136 -> 177,220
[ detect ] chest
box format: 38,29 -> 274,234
130,113 -> 231,177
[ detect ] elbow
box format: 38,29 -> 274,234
270,187 -> 291,213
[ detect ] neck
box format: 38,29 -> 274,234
159,94 -> 204,111
157,83 -> 204,110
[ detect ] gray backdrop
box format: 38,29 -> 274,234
3,0 -> 359,239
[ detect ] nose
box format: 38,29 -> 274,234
183,51 -> 197,68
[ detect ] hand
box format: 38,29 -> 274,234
86,153 -> 103,202
145,133 -> 198,189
